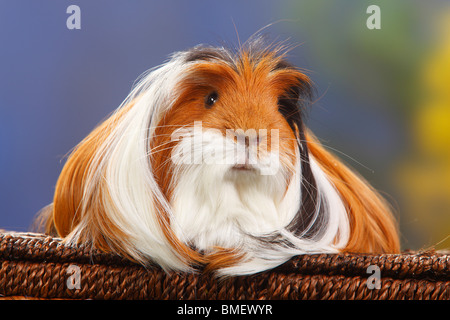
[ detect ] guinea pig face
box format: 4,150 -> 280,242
151,49 -> 309,193
149,49 -> 313,250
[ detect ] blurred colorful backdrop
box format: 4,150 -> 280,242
0,0 -> 449,251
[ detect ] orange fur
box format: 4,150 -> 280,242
50,103 -> 136,259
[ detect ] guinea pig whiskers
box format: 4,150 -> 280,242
147,146 -> 176,157
153,154 -> 178,173
144,142 -> 177,157
297,138 -> 374,174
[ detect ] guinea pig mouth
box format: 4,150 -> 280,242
232,164 -> 255,171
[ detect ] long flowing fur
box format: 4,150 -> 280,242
305,130 -> 400,253
37,39 -> 400,276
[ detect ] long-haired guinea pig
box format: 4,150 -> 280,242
37,38 -> 400,275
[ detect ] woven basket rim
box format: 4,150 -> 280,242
1,232 -> 448,279
1,231 -> 449,300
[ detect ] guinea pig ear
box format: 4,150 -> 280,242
304,129 -> 401,254
278,86 -> 301,130
277,79 -> 312,132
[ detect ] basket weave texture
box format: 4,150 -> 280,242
0,232 -> 448,300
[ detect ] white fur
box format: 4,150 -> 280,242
65,52 -> 193,271
170,128 -> 349,275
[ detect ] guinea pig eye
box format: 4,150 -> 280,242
204,91 -> 218,109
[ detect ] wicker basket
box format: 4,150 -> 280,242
0,232 -> 448,300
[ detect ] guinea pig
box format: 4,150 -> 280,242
37,38 -> 400,275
